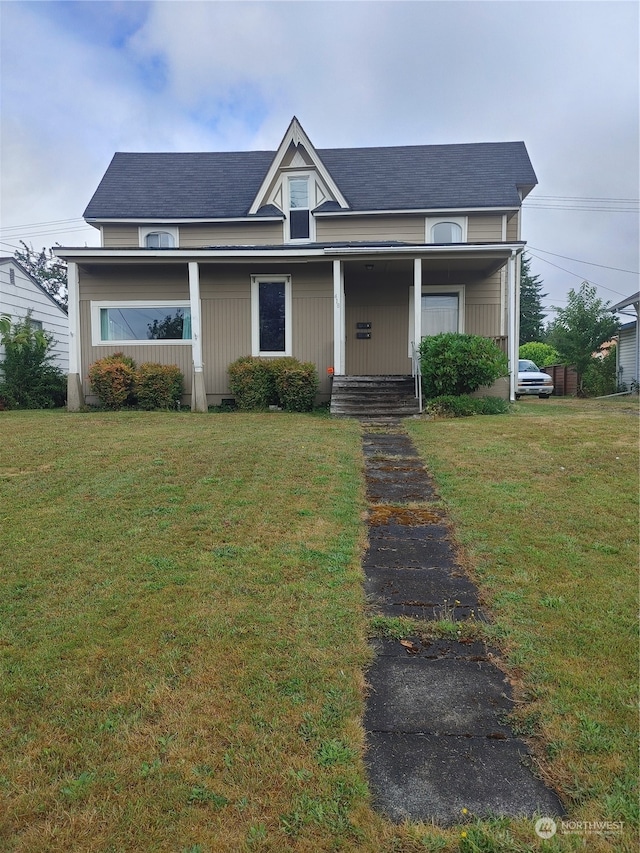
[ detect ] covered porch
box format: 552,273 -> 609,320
329,245 -> 522,401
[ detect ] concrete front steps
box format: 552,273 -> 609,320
330,375 -> 420,418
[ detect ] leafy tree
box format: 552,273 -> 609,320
13,241 -> 68,310
147,309 -> 185,340
546,282 -> 619,396
519,255 -> 547,344
0,312 -> 66,408
582,345 -> 618,397
518,342 -> 561,367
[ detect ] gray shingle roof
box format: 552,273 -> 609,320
83,141 -> 536,220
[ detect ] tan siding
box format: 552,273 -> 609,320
78,300 -> 193,403
199,263 -> 333,399
465,273 -> 502,337
316,215 -> 425,244
179,222 -> 283,247
506,212 -> 519,241
467,215 -> 503,243
102,225 -> 139,247
465,303 -> 501,337
78,264 -> 192,402
345,267 -> 413,375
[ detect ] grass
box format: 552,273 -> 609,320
0,399 -> 637,852
407,396 -> 639,851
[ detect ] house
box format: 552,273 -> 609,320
611,292 -> 639,391
0,257 -> 69,372
54,117 -> 537,412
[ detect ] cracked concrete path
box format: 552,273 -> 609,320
362,424 -> 564,825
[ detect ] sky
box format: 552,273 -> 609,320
1,0 -> 638,322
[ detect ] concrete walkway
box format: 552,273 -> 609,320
361,423 -> 564,825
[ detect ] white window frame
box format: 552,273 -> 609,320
91,300 -> 192,346
285,173 -> 316,243
408,284 -> 465,355
139,225 -> 179,248
425,216 -> 467,244
251,275 -> 292,357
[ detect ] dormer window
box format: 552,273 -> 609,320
426,216 -> 467,244
145,231 -> 175,249
288,177 -> 310,240
139,225 -> 178,248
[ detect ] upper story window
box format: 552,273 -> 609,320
145,231 -> 175,249
139,225 -> 178,248
431,222 -> 462,243
426,216 -> 467,244
288,176 -> 311,241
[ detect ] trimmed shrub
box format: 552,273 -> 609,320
518,341 -> 561,367
136,363 -> 183,409
271,359 -> 319,412
228,356 -> 277,410
88,353 -> 136,409
0,313 -> 66,409
227,356 -> 319,412
419,333 -> 508,398
425,395 -> 510,418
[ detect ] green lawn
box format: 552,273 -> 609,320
1,401 -> 638,852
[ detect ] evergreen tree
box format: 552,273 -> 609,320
519,255 -> 546,344
13,241 -> 68,310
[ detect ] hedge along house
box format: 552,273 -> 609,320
55,118 -> 537,412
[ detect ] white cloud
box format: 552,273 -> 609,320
0,0 -> 637,308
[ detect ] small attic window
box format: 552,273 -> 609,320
145,231 -> 175,249
426,216 -> 467,244
431,222 -> 462,243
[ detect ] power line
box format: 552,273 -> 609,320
527,246 -> 639,276
0,217 -> 86,232
525,251 -> 628,298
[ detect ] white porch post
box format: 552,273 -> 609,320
507,250 -> 518,401
333,259 -> 345,375
66,261 -> 84,411
188,261 -> 207,412
413,258 -> 422,354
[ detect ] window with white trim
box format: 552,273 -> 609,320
139,225 -> 178,248
145,231 -> 175,248
91,301 -> 191,345
426,216 -> 467,244
288,177 -> 310,240
408,285 -> 465,354
251,276 -> 292,356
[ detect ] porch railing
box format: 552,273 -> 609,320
410,341 -> 423,414
490,335 -> 509,354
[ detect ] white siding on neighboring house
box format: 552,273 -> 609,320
617,322 -> 638,389
0,259 -> 69,372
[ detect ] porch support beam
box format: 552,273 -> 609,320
66,261 -> 84,411
333,259 -> 345,375
188,261 -> 208,412
507,250 -> 519,401
413,258 -> 422,355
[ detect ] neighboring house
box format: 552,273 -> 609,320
54,117 -> 537,411
0,257 -> 69,372
611,292 -> 639,391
